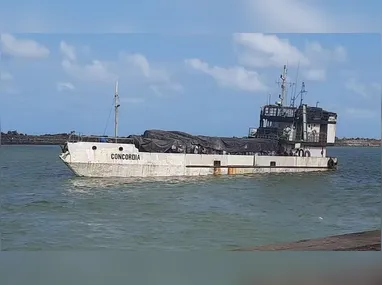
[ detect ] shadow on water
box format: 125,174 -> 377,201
63,170 -> 337,192
64,175 -> 217,192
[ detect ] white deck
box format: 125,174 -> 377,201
59,141 -> 337,178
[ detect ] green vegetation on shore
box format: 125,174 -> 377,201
334,137 -> 381,147
1,131 -> 70,145
1,130 -> 380,147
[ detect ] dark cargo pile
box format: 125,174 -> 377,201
125,130 -> 281,154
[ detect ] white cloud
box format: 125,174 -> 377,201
304,69 -> 326,81
119,53 -> 178,87
304,41 -> 347,64
0,71 -> 13,81
0,33 -> 50,58
246,0 -> 335,32
188,33 -> 345,92
60,41 -> 117,83
57,82 -> 75,92
233,33 -> 310,68
345,78 -> 367,98
123,53 -> 151,77
233,33 -> 346,82
345,78 -> 381,98
245,0 -> 378,32
149,85 -> 163,97
59,41 -> 182,94
345,108 -> 377,118
0,70 -> 17,94
62,58 -> 117,83
234,33 -> 346,68
60,41 -> 76,61
185,58 -> 268,92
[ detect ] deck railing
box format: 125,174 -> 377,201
68,132 -> 133,144
293,132 -> 327,143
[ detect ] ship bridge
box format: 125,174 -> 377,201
250,104 -> 337,146
260,105 -> 296,123
247,64 -> 337,147
249,105 -> 297,140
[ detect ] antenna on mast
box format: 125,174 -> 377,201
290,61 -> 300,107
300,81 -> 307,106
114,80 -> 120,143
266,93 -> 271,105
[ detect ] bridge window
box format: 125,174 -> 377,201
270,161 -> 276,167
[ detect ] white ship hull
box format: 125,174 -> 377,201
59,141 -> 337,178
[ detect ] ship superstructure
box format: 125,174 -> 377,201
249,65 -> 337,158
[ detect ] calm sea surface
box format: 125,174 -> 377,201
0,145 -> 380,250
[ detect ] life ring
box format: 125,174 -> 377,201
327,158 -> 335,169
305,150 -> 311,157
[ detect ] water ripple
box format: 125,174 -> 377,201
0,145 -> 380,250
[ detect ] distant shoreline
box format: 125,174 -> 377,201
334,138 -> 381,147
1,131 -> 380,147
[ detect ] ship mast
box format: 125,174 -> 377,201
290,81 -> 307,108
290,62 -> 300,107
114,81 -> 120,143
299,81 -> 307,106
276,65 -> 288,106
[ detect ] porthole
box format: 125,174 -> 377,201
92,145 -> 97,150
119,146 -> 123,151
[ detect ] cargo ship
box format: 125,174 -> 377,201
59,65 -> 338,178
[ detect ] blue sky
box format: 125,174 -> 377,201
0,1 -> 381,138
0,0 -> 381,33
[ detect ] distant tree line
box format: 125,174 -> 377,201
335,136 -> 380,141
1,130 -> 70,136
